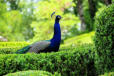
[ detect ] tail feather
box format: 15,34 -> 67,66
16,45 -> 31,54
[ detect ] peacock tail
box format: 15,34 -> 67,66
16,45 -> 31,54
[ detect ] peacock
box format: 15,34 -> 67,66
16,12 -> 62,54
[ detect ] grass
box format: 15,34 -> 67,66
61,31 -> 95,48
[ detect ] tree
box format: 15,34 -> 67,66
8,0 -> 20,10
87,0 -> 97,31
88,0 -> 96,19
0,0 -> 35,41
103,0 -> 112,5
18,0 -> 35,40
73,0 -> 101,31
73,0 -> 86,31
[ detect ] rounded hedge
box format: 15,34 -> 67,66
4,70 -> 60,76
95,4 -> 114,73
0,45 -> 96,76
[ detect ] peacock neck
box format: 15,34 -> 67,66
51,20 -> 61,46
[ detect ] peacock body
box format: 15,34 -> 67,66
16,14 -> 61,54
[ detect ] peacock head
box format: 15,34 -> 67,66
51,12 -> 62,21
56,15 -> 62,21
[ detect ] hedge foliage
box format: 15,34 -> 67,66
4,70 -> 61,76
0,43 -> 94,54
0,44 -> 97,76
0,48 -> 19,54
94,4 -> 114,74
0,42 -> 29,48
0,42 -> 28,54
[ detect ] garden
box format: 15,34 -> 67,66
0,0 -> 114,76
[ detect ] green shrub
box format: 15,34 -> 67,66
94,4 -> 114,74
0,48 -> 19,54
0,43 -> 94,54
0,44 -> 97,76
100,72 -> 114,76
4,70 -> 61,76
0,42 -> 29,48
0,42 -> 29,54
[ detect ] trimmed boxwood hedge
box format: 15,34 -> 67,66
0,42 -> 29,48
0,44 -> 97,76
0,48 -> 19,54
4,70 -> 61,76
94,4 -> 114,74
0,42 -> 29,54
0,44 -> 94,54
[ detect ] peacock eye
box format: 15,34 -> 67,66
58,16 -> 61,19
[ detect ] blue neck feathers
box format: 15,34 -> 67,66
51,19 -> 61,46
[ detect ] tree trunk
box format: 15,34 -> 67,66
88,0 -> 96,19
104,0 -> 112,5
87,0 -> 96,31
74,0 -> 86,31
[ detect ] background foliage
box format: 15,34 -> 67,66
0,0 -> 111,42
31,0 -> 80,41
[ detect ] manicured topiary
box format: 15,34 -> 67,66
4,70 -> 60,76
0,44 -> 96,76
94,4 -> 114,74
